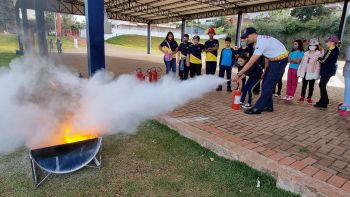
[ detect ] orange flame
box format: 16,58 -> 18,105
31,117 -> 99,149
62,125 -> 97,144
59,121 -> 98,145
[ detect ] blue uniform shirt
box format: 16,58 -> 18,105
289,51 -> 304,69
220,48 -> 234,66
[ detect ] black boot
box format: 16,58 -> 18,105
244,108 -> 262,115
216,85 -> 223,91
262,106 -> 274,112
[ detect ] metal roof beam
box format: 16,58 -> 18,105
134,0 -> 197,17
107,11 -> 150,23
106,0 -> 181,18
151,0 -> 342,24
104,0 -> 133,8
191,0 -> 238,9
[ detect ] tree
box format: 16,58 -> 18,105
0,0 -> 15,32
61,14 -> 75,30
291,5 -> 330,22
213,17 -> 227,29
45,12 -> 56,32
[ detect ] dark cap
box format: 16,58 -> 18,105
193,35 -> 200,40
241,27 -> 257,39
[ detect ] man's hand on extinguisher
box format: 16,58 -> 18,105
232,73 -> 239,82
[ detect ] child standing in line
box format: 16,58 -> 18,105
177,34 -> 192,80
236,54 -> 263,109
283,40 -> 304,100
339,46 -> 350,112
216,37 -> 235,92
186,35 -> 204,78
297,38 -> 322,104
315,35 -> 340,108
235,39 -> 253,92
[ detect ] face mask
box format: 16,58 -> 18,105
241,42 -> 246,47
309,46 -> 316,51
293,45 -> 299,50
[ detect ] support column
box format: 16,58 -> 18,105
235,11 -> 243,47
57,13 -> 61,37
147,22 -> 151,54
34,0 -> 48,56
85,0 -> 105,76
181,19 -> 186,39
15,6 -> 24,53
339,0 -> 349,41
21,2 -> 31,51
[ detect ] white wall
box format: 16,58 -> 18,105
80,29 -> 227,40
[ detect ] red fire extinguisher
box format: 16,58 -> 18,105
148,67 -> 162,82
136,68 -> 145,81
146,69 -> 152,82
232,90 -> 241,110
150,67 -> 157,82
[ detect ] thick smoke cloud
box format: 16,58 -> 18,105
0,55 -> 225,154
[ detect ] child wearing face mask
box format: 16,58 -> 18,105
297,38 -> 322,104
283,40 -> 305,101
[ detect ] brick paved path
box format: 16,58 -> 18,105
166,75 -> 350,193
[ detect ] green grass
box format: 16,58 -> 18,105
0,33 -> 19,53
0,33 -> 80,67
0,53 -> 20,67
0,34 -> 20,67
106,35 -> 177,53
46,36 -> 83,50
0,121 -> 297,196
106,35 -> 227,54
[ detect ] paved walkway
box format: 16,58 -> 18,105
54,45 -> 349,196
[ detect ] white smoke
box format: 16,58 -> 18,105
0,55 -> 225,154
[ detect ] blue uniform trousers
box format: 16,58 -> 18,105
254,58 -> 288,110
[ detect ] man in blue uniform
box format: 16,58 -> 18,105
233,27 -> 288,115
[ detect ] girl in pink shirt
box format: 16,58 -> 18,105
297,38 -> 322,104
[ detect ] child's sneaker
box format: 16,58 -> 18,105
227,88 -> 232,92
240,102 -> 244,106
283,96 -> 291,100
286,96 -> 294,101
306,98 -> 313,104
297,97 -> 304,102
242,103 -> 252,109
216,85 -> 222,91
338,103 -> 348,117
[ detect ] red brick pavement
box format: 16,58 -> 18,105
165,80 -> 350,194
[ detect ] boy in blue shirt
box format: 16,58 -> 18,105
216,37 -> 235,92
